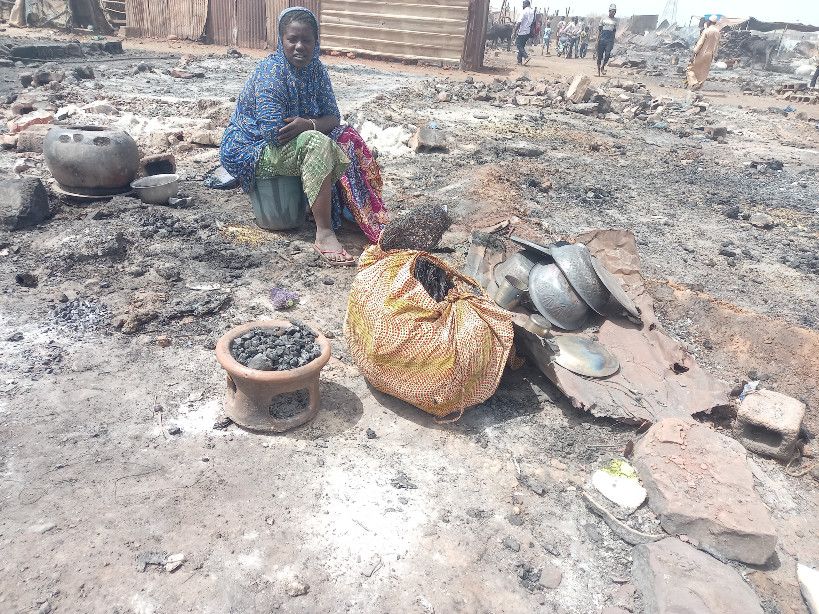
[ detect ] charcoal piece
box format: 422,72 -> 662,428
414,257 -> 454,302
380,204 -> 452,252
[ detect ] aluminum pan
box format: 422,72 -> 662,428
493,250 -> 541,288
590,256 -> 641,320
552,334 -> 620,377
528,263 -> 590,331
552,243 -> 610,315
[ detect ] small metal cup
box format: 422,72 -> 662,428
494,275 -> 528,310
523,314 -> 552,337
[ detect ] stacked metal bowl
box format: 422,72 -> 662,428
491,237 -> 642,378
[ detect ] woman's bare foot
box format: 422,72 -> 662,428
314,228 -> 355,265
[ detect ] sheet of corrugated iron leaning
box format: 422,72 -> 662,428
125,0 -> 208,41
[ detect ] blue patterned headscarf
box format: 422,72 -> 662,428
219,6 -> 341,192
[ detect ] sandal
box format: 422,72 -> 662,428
313,243 -> 356,266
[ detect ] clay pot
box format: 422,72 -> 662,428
43,125 -> 139,196
215,320 -> 331,433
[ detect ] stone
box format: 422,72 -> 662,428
13,159 -> 36,174
186,128 -> 223,146
705,126 -> 727,138
16,123 -> 55,153
437,91 -> 452,102
566,74 -> 592,103
539,563 -> 563,589
19,72 -> 33,87
83,100 -> 118,115
28,522 -> 56,534
798,564 -> 819,614
32,62 -> 64,86
7,110 -> 54,134
632,538 -> 763,614
568,102 -> 599,115
735,389 -> 805,460
632,418 -> 777,565
72,65 -> 95,80
286,579 -> 310,597
0,177 -> 50,230
502,537 -> 520,552
749,213 -> 774,228
505,140 -> 543,157
408,127 -> 447,153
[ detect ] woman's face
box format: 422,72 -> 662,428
282,21 -> 316,68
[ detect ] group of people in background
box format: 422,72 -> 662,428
514,3 -> 618,76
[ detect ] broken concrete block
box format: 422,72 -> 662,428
735,389 -> 805,460
566,75 -> 592,103
186,128 -> 223,147
140,153 -> 177,176
632,418 -> 777,565
13,158 -> 36,174
408,127 -> 447,153
16,123 -> 55,153
749,212 -> 774,229
633,538 -> 764,614
505,141 -> 544,157
0,134 -> 19,149
437,91 -> 451,102
7,110 -> 54,134
19,72 -> 33,88
0,177 -> 50,230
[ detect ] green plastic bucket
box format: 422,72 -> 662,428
249,176 -> 307,231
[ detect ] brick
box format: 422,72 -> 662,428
735,389 -> 805,460
17,123 -> 56,153
7,110 -> 54,134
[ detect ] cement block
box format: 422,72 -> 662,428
16,124 -> 55,153
735,389 -> 805,460
408,127 -> 447,153
566,74 -> 592,103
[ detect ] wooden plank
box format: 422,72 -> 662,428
322,12 -> 466,34
322,25 -> 464,50
321,36 -> 463,61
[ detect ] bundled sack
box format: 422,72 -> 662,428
343,246 -> 514,420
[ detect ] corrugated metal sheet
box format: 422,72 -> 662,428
237,0 -> 267,49
266,0 -> 288,48
206,0 -> 234,46
125,0 -> 206,40
320,0 -> 471,63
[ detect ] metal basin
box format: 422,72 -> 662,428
551,243 -> 610,315
493,250 -> 541,288
528,263 -> 590,331
131,174 -> 179,205
552,333 -> 620,377
590,256 -> 641,321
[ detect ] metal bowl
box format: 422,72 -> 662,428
551,243 -> 610,315
493,250 -> 541,288
131,173 -> 179,205
590,256 -> 641,321
528,263 -> 590,331
552,333 -> 620,377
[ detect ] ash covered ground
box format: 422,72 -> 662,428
0,29 -> 818,614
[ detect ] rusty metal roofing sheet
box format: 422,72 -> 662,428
125,0 -> 206,40
321,0 -> 471,63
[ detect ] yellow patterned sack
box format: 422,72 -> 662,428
344,246 -> 514,420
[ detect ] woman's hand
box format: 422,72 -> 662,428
278,116 -> 312,145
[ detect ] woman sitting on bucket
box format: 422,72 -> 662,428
220,6 -> 389,265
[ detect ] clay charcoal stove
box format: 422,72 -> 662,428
230,323 -> 322,371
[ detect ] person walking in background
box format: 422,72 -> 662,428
579,25 -> 590,58
556,18 -> 567,56
541,23 -> 553,55
515,0 -> 535,65
597,4 -> 617,75
566,17 -> 581,59
686,15 -> 722,90
811,63 -> 819,88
